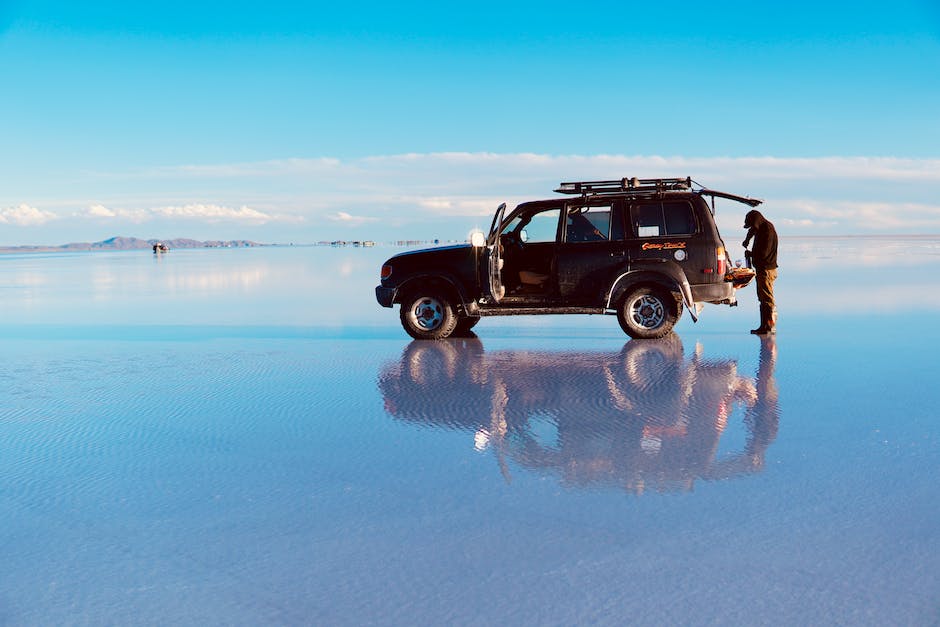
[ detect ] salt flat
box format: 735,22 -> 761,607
1,240 -> 937,624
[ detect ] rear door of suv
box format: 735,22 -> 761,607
625,197 -> 705,276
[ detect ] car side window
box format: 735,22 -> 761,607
633,201 -> 696,237
663,201 -> 696,235
521,208 -> 561,243
566,205 -> 614,243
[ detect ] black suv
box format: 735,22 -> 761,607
376,177 -> 760,339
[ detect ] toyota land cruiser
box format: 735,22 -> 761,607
375,177 -> 760,339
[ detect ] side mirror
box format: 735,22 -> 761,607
470,231 -> 486,248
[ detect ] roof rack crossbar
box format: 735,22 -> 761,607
555,177 -> 693,196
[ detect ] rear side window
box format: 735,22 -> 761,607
633,201 -> 696,237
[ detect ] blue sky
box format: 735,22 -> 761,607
1,0 -> 938,245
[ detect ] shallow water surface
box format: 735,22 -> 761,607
1,241 -> 938,624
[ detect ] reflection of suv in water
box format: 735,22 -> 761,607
378,337 -> 779,492
375,177 -> 761,339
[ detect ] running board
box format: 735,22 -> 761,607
479,306 -> 608,317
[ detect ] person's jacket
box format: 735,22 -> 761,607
743,210 -> 778,270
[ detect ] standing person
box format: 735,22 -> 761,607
742,210 -> 778,335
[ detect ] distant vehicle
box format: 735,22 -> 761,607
153,242 -> 169,253
375,177 -> 760,339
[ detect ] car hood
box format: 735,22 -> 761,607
388,243 -> 472,260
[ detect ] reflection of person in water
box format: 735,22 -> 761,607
747,336 -> 779,468
377,334 -> 779,493
703,334 -> 778,478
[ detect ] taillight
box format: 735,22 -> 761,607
716,247 -> 726,275
380,264 -> 392,280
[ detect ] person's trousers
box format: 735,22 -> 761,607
756,268 -> 778,329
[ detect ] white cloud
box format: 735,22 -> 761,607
151,204 -> 274,223
80,203 -> 302,225
68,153 -> 940,237
418,197 -> 454,210
328,211 -> 378,226
94,153 -> 940,190
358,153 -> 940,183
786,200 -> 940,231
87,204 -> 116,218
779,218 -> 822,228
0,203 -> 57,226
415,196 -> 510,216
81,204 -> 153,223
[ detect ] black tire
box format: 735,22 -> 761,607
616,286 -> 680,339
399,291 -> 459,340
453,316 -> 481,336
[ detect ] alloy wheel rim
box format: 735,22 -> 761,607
412,297 -> 443,330
631,295 -> 665,329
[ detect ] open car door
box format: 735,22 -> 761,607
484,203 -> 507,302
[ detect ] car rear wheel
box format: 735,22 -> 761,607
400,291 -> 458,340
617,286 -> 680,339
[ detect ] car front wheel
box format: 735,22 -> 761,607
617,286 -> 680,339
400,291 -> 458,340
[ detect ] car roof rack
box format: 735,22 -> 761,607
555,177 -> 692,196
555,176 -> 764,207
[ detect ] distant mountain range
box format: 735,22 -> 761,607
0,236 -> 264,253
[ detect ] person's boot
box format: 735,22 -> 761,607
751,304 -> 772,334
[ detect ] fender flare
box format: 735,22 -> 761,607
605,263 -> 698,322
395,273 -> 475,315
